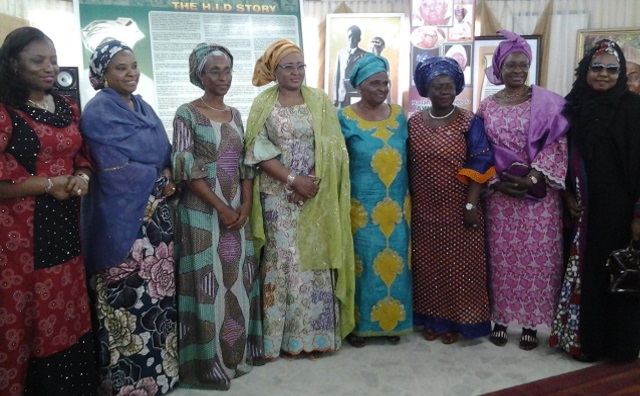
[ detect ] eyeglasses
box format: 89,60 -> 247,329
628,72 -> 640,82
205,68 -> 233,78
588,64 -> 620,74
278,64 -> 306,73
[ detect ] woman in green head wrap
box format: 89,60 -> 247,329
337,52 -> 413,348
171,43 -> 264,389
245,39 -> 355,360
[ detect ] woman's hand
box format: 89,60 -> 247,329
493,175 -> 528,199
287,189 -> 307,206
563,191 -> 584,218
228,202 -> 251,230
162,180 -> 177,197
291,175 -> 321,199
291,175 -> 320,199
463,207 -> 480,229
219,204 -> 240,229
65,174 -> 89,198
48,175 -> 75,200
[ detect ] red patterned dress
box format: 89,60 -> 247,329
0,97 -> 96,395
408,109 -> 494,337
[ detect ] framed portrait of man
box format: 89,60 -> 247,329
325,13 -> 406,109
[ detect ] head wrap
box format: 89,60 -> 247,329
252,39 -> 301,87
349,52 -> 389,88
593,40 -> 620,62
89,40 -> 132,90
565,39 -> 628,160
485,30 -> 532,85
622,44 -> 640,66
413,56 -> 465,97
188,43 -> 234,89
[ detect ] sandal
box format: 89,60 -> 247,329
489,324 -> 508,347
441,333 -> 459,345
386,336 -> 400,345
519,328 -> 538,351
423,328 -> 441,341
346,334 -> 365,348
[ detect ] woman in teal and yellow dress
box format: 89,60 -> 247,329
338,53 -> 413,348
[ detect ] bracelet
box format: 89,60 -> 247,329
44,178 -> 53,193
286,173 -> 296,188
75,173 -> 90,183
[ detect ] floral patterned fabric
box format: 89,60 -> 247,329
171,104 -> 263,390
245,102 -> 341,358
478,96 -> 567,328
0,98 -> 97,396
90,177 -> 178,396
338,105 -> 413,337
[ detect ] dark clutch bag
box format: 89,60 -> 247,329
606,244 -> 640,294
504,162 -> 547,199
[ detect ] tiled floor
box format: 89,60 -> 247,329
171,327 -> 592,395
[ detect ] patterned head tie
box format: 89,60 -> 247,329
89,39 -> 132,90
594,40 -> 620,62
414,56 -> 465,97
485,30 -> 532,85
189,43 -> 234,89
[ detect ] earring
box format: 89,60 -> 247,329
104,78 -> 109,87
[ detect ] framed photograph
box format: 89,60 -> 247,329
577,28 -> 640,61
412,0 -> 454,28
471,35 -> 541,112
325,13 -> 405,109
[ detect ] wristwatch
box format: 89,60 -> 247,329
465,203 -> 475,210
528,174 -> 539,185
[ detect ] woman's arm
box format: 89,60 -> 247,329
0,175 -> 73,200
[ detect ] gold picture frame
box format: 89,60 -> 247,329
577,28 -> 640,61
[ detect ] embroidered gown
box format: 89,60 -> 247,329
338,104 -> 413,337
478,96 -> 567,328
245,102 -> 341,358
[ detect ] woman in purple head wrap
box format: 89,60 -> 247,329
476,30 -> 569,351
81,39 -> 179,394
409,56 -> 495,345
337,52 -> 413,348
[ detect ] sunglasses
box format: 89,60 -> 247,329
588,63 -> 620,74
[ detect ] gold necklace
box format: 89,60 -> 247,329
27,99 -> 49,111
500,86 -> 530,99
200,97 -> 228,111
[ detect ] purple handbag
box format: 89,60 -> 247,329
504,162 -> 547,199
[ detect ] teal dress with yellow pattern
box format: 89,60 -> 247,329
338,104 -> 413,337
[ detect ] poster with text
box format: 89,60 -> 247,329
79,0 -> 303,134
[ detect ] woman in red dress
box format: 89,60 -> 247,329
0,27 -> 97,395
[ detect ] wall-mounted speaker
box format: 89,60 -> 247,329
52,66 -> 81,112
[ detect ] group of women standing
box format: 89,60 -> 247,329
2,24 -> 640,396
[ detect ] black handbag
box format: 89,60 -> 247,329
606,244 -> 640,294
